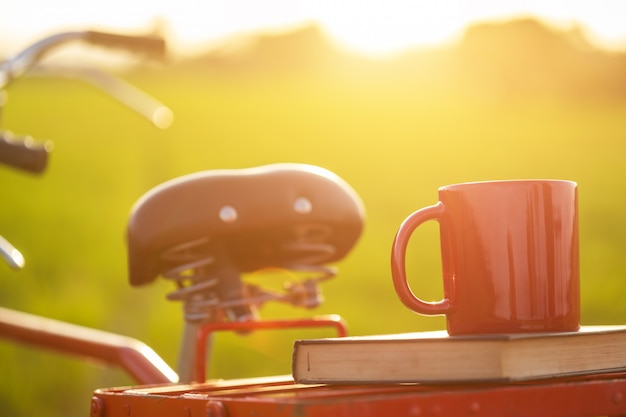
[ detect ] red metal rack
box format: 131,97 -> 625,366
92,371 -> 626,417
194,315 -> 349,382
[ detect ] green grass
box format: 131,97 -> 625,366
1,70 -> 626,417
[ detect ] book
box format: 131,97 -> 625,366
292,325 -> 626,384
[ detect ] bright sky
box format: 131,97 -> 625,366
2,0 -> 626,57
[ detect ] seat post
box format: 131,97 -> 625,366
173,256 -> 256,383
177,321 -> 206,383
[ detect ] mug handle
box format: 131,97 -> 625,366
391,201 -> 452,315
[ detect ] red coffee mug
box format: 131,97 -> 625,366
391,180 -> 580,335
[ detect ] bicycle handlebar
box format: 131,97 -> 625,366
0,28 -> 172,268
0,30 -> 167,89
0,132 -> 52,174
0,28 -> 172,176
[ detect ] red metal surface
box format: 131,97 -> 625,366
92,371 -> 626,417
194,315 -> 348,382
0,306 -> 178,384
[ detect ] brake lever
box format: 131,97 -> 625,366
29,66 -> 174,129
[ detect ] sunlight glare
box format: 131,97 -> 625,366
2,0 -> 626,58
301,1 -> 463,57
158,0 -> 306,52
301,0 -> 626,56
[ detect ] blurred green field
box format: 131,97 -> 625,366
1,67 -> 626,417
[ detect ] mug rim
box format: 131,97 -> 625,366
440,179 -> 577,191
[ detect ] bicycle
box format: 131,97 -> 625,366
2,28 -> 626,417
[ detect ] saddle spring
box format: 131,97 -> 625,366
159,235 -> 338,325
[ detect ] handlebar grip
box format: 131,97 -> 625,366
85,31 -> 166,60
0,133 -> 52,174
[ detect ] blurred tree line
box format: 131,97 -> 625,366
171,17 -> 626,101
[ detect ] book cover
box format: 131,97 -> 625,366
292,325 -> 626,384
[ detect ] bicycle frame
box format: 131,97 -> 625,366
0,307 -> 177,384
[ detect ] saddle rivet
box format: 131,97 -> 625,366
219,205 -> 238,222
294,197 -> 312,214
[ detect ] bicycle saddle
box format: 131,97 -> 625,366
127,163 -> 365,286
